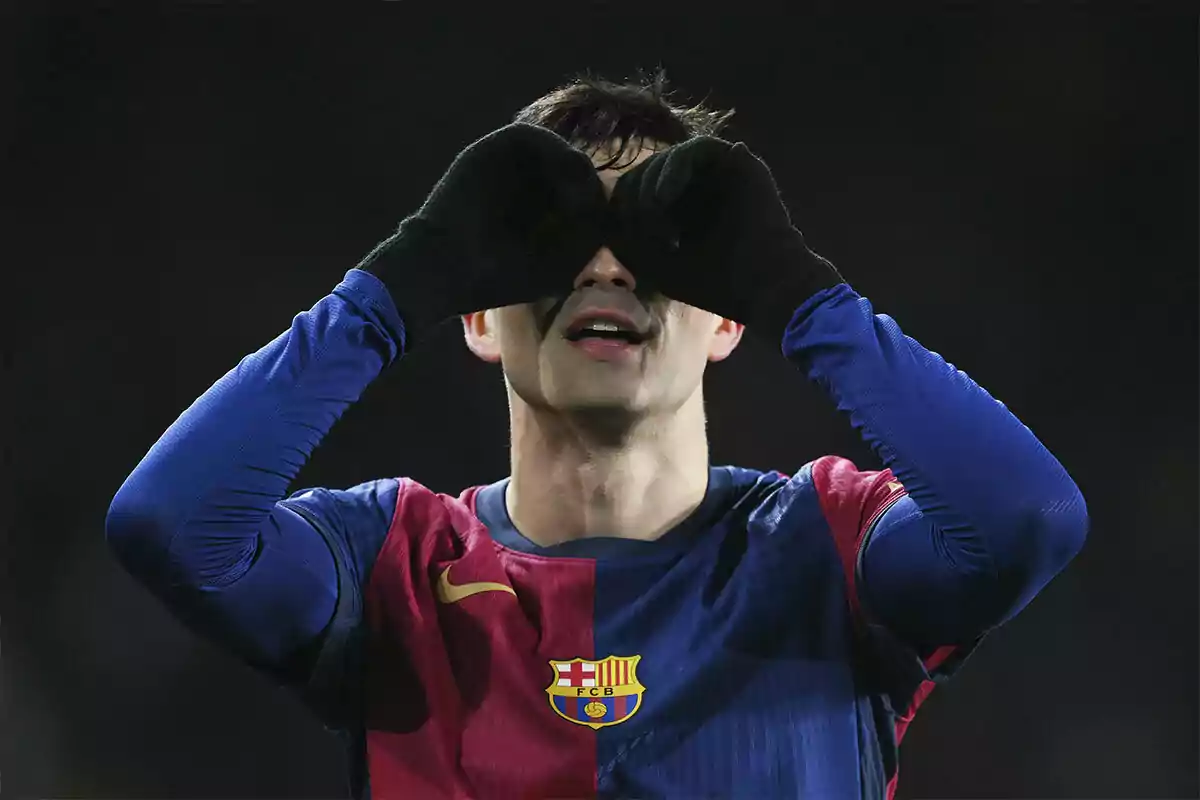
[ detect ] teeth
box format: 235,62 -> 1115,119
583,321 -> 622,333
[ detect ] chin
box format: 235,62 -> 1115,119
553,389 -> 647,416
554,401 -> 649,440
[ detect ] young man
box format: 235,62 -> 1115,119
106,75 -> 1088,799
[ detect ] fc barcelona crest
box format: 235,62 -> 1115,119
546,655 -> 645,729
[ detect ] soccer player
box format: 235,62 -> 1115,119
106,75 -> 1088,799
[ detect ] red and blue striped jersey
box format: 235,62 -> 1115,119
282,458 -> 962,799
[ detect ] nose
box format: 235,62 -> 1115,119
574,247 -> 637,292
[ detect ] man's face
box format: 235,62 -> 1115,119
463,140 -> 743,419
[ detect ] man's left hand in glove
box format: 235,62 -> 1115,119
606,135 -> 845,345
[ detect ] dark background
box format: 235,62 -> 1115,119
3,4 -> 1196,798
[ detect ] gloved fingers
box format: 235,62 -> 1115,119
654,136 -> 732,204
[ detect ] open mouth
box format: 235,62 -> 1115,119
564,320 -> 648,345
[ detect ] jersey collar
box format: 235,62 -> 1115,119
474,467 -> 734,561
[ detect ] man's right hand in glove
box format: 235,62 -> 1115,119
357,123 -> 609,351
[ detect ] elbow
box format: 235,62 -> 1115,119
107,480 -> 265,594
998,465 -> 1090,575
986,484 -> 1089,627
866,486 -> 1090,645
1028,482 -> 1090,574
105,481 -> 178,580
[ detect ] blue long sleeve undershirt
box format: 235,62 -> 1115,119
105,268 -> 1086,674
782,286 -> 1086,646
106,270 -> 402,672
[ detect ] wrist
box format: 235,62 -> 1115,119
747,236 -> 844,344
357,217 -> 466,349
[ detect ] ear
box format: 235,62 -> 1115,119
707,316 -> 745,363
462,310 -> 502,363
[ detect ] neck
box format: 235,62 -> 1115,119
506,393 -> 711,546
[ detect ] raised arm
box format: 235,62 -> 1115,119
790,288 -> 1087,646
609,136 -> 1088,649
105,124 -> 610,679
105,270 -> 403,673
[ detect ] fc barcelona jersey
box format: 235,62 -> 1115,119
281,457 -> 959,800
105,269 -> 1088,800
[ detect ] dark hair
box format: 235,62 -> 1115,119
512,69 -> 735,170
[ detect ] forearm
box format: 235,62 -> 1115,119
106,269 -> 403,601
787,285 -> 1088,637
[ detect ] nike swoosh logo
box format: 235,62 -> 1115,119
436,566 -> 517,604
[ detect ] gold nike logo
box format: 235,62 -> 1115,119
436,566 -> 517,604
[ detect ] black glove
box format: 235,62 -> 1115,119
607,136 -> 844,343
357,123 -> 608,349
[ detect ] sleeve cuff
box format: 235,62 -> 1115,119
333,268 -> 409,354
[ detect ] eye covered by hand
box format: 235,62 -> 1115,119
606,135 -> 843,342
359,123 -> 609,349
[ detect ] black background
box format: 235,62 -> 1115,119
3,4 -> 1197,798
